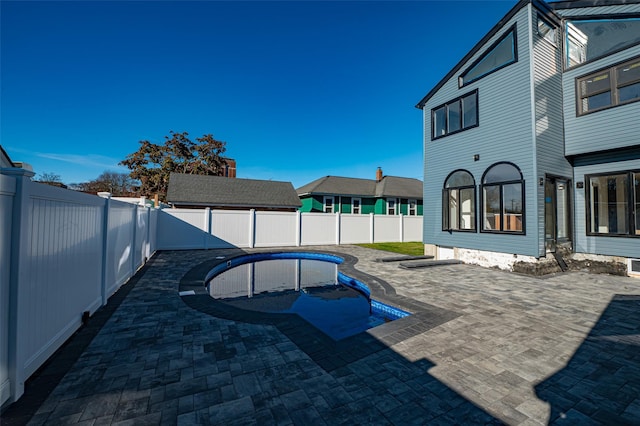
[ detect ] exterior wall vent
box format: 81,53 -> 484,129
628,259 -> 640,277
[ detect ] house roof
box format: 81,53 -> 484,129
296,176 -> 377,197
296,175 -> 423,199
415,0 -> 554,109
0,145 -> 14,168
415,0 -> 640,110
549,0 -> 640,10
166,173 -> 302,208
375,176 -> 423,198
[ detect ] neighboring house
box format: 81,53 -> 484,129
417,0 -> 640,275
0,146 -> 13,168
0,145 -> 32,172
166,173 -> 301,211
297,168 -> 423,216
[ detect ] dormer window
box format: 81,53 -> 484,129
459,26 -> 517,87
537,15 -> 556,46
565,18 -> 640,68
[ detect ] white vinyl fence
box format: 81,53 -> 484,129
156,208 -> 423,250
2,168 -> 422,408
0,169 -> 157,407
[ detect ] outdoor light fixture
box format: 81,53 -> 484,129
473,154 -> 480,161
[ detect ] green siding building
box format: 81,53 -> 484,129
296,168 -> 423,216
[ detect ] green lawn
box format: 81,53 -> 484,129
355,242 -> 424,256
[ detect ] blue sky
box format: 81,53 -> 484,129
1,0 -> 515,189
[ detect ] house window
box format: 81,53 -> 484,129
324,196 -> 335,213
537,15 -> 556,46
481,163 -> 524,233
586,171 -> 640,236
432,90 -> 478,140
352,198 -> 361,214
565,18 -> 640,68
443,170 -> 475,231
387,198 -> 398,215
566,22 -> 587,67
577,56 -> 640,115
408,199 -> 417,216
459,26 -> 517,86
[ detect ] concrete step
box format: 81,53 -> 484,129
375,255 -> 434,263
398,259 -> 463,269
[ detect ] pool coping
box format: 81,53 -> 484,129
179,249 -> 461,372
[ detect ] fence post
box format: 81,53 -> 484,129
130,204 -> 137,276
335,212 -> 341,245
249,209 -> 255,248
399,213 -> 404,243
204,208 -> 211,250
145,206 -> 151,261
5,168 -> 35,403
0,171 -> 17,407
97,192 -> 111,306
296,210 -> 301,247
369,213 -> 375,243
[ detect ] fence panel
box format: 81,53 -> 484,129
18,181 -> 105,384
374,215 -> 401,242
403,216 -> 423,242
1,177 -> 159,406
156,209 -> 208,250
255,211 -> 298,247
300,213 -> 337,245
210,210 -> 252,248
0,174 -> 16,407
340,214 -> 372,244
104,200 -> 136,297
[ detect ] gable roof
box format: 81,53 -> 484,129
0,145 -> 14,168
167,173 -> 301,208
296,175 -> 423,199
375,176 -> 423,198
416,0 -> 640,109
415,0 -> 556,109
296,176 -> 377,197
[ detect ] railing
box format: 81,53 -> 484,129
0,169 -> 157,407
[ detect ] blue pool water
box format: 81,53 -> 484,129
205,252 -> 410,340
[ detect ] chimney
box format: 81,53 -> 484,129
376,167 -> 383,182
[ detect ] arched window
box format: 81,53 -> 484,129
443,170 -> 476,231
481,162 -> 525,233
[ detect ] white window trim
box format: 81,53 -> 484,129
387,198 -> 398,215
323,196 -> 335,213
352,197 -> 361,214
408,199 -> 417,216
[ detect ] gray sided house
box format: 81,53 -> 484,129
0,145 -> 32,171
297,168 -> 423,216
0,146 -> 13,168
417,0 -> 640,275
166,173 -> 301,211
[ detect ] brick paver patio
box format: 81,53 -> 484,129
2,245 -> 639,425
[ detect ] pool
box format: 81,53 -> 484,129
204,252 -> 410,340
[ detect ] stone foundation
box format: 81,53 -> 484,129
428,245 -> 630,277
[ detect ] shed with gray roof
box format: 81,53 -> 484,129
167,173 -> 301,211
